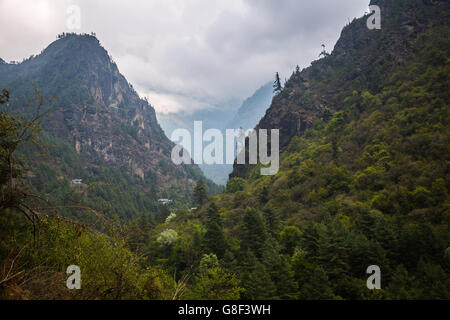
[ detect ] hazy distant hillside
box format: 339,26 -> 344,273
158,100 -> 240,137
158,83 -> 273,185
227,82 -> 274,131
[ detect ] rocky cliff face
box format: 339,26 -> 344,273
231,0 -> 450,179
0,34 -> 209,198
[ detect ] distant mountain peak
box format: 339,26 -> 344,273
43,33 -> 104,57
12,32 -> 141,111
0,33 -> 215,201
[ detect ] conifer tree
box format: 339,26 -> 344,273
263,205 -> 280,239
258,185 -> 270,204
269,255 -> 298,299
240,207 -> 268,259
280,226 -> 302,255
193,179 -> 208,206
242,261 -> 277,300
297,266 -> 335,299
273,72 -> 282,94
204,202 -> 226,258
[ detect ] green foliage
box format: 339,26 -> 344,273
0,212 -> 173,299
241,261 -> 277,300
263,205 -> 281,239
198,253 -> 220,272
280,226 -> 302,255
187,254 -> 243,300
157,229 -> 178,246
226,177 -> 246,194
239,207 -> 269,259
203,203 -> 226,258
183,25 -> 450,300
193,179 -> 208,206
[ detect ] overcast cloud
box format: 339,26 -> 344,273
0,0 -> 369,114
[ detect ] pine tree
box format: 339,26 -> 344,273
280,226 -> 302,255
273,72 -> 282,94
193,179 -> 208,206
204,202 -> 226,258
414,259 -> 450,299
240,207 -> 268,259
269,255 -> 298,299
386,265 -> 415,299
298,266 -> 335,300
315,219 -> 350,281
242,261 -> 277,300
258,185 -> 270,204
263,205 -> 280,239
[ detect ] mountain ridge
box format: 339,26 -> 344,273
0,33 -> 220,216
231,0 -> 450,179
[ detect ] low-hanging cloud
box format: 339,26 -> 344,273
0,0 -> 369,114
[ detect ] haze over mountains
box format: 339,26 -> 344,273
158,81 -> 274,184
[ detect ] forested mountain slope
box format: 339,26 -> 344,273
173,0 -> 449,299
0,33 -> 219,219
231,0 -> 450,179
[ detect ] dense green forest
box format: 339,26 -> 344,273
1,1 -> 449,300
131,26 -> 449,300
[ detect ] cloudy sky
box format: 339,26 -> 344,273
0,0 -> 369,114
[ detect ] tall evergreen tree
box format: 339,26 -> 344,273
269,255 -> 298,299
193,179 -> 208,206
273,72 -> 282,94
241,261 -> 277,300
204,202 -> 226,258
240,207 -> 268,259
297,266 -> 336,300
258,185 -> 270,204
263,205 -> 280,239
280,226 -> 302,255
